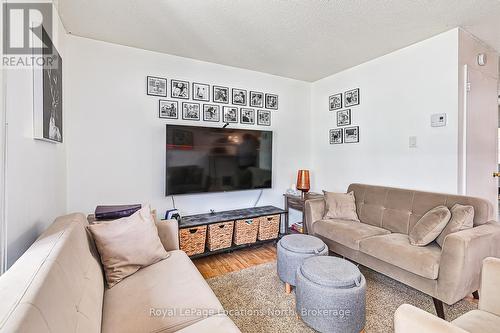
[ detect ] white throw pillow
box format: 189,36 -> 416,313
322,191 -> 360,222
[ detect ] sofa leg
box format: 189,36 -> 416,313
472,290 -> 479,299
433,297 -> 445,319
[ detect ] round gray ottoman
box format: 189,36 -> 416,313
277,234 -> 328,293
296,256 -> 366,333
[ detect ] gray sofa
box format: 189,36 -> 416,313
0,213 -> 240,333
305,183 -> 500,317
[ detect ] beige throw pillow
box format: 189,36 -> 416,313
87,205 -> 169,288
409,206 -> 451,246
436,204 -> 474,247
323,191 -> 360,222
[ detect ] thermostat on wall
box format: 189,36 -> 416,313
431,113 -> 447,127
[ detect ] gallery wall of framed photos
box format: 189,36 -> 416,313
147,76 -> 277,127
328,88 -> 360,144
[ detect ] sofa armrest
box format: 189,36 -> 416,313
304,198 -> 325,234
479,257 -> 500,316
156,219 -> 180,251
437,221 -> 500,304
394,304 -> 468,333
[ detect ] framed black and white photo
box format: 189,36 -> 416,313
147,76 -> 167,97
182,102 -> 200,120
213,85 -> 229,104
192,82 -> 210,101
257,110 -> 271,126
171,79 -> 189,99
232,88 -> 247,106
240,108 -> 255,124
337,109 -> 351,126
344,126 -> 359,143
203,104 -> 220,122
159,100 -> 178,119
329,93 -> 342,111
223,106 -> 238,123
344,88 -> 360,107
265,94 -> 278,110
250,91 -> 264,108
329,129 -> 343,144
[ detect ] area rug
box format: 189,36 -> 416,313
207,262 -> 476,333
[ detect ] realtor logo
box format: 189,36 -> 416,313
3,2 -> 53,55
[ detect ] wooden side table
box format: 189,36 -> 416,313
283,193 -> 323,234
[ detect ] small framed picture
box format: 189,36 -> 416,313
232,88 -> 247,106
159,100 -> 178,119
192,82 -> 210,101
329,93 -> 342,111
213,85 -> 229,104
337,109 -> 351,126
329,129 -> 343,144
257,110 -> 271,126
223,106 -> 238,123
203,104 -> 220,122
265,94 -> 278,110
147,76 -> 167,97
171,79 -> 189,99
182,102 -> 200,120
344,126 -> 359,143
240,108 -> 255,124
250,91 -> 264,108
344,88 -> 360,107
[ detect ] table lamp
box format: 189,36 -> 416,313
296,170 -> 310,199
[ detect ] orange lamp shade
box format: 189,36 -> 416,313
296,170 -> 310,192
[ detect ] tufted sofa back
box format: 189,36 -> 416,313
347,183 -> 494,235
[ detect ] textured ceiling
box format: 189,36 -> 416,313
56,0 -> 500,82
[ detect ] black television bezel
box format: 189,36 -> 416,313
165,124 -> 273,196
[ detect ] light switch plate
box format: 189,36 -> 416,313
431,113 -> 447,127
409,136 -> 417,148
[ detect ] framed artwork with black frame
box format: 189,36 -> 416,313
223,106 -> 238,123
182,102 -> 200,120
213,85 -> 229,104
344,126 -> 359,143
257,110 -> 271,126
240,108 -> 255,124
147,76 -> 167,97
250,91 -> 264,108
337,109 -> 351,126
329,93 -> 342,111
232,88 -> 247,106
159,100 -> 178,119
329,129 -> 343,144
203,104 -> 220,122
192,82 -> 210,101
344,88 -> 360,107
265,93 -> 278,110
171,79 -> 189,99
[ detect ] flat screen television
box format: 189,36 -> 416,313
166,125 -> 273,195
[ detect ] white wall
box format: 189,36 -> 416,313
310,29 -> 460,194
4,4 -> 67,267
65,36 -> 311,217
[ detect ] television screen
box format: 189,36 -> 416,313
166,125 -> 273,195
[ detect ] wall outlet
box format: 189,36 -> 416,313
431,113 -> 447,127
409,136 -> 417,148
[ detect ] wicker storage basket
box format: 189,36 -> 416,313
233,218 -> 259,245
207,221 -> 234,251
179,225 -> 207,256
258,214 -> 280,240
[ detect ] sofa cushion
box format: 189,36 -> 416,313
436,204 -> 474,247
101,250 -> 224,333
452,310 -> 500,333
359,233 -> 441,279
409,206 -> 451,246
323,191 -> 360,221
313,219 -> 390,250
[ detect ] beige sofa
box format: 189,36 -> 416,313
0,213 -> 240,333
305,183 -> 500,317
395,257 -> 500,333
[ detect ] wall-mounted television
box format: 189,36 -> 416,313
166,125 -> 273,195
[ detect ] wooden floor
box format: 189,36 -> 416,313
193,243 -> 277,279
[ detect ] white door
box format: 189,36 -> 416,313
465,66 -> 499,216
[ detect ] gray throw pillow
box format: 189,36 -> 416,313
409,206 -> 451,246
323,190 -> 360,222
436,204 -> 474,247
